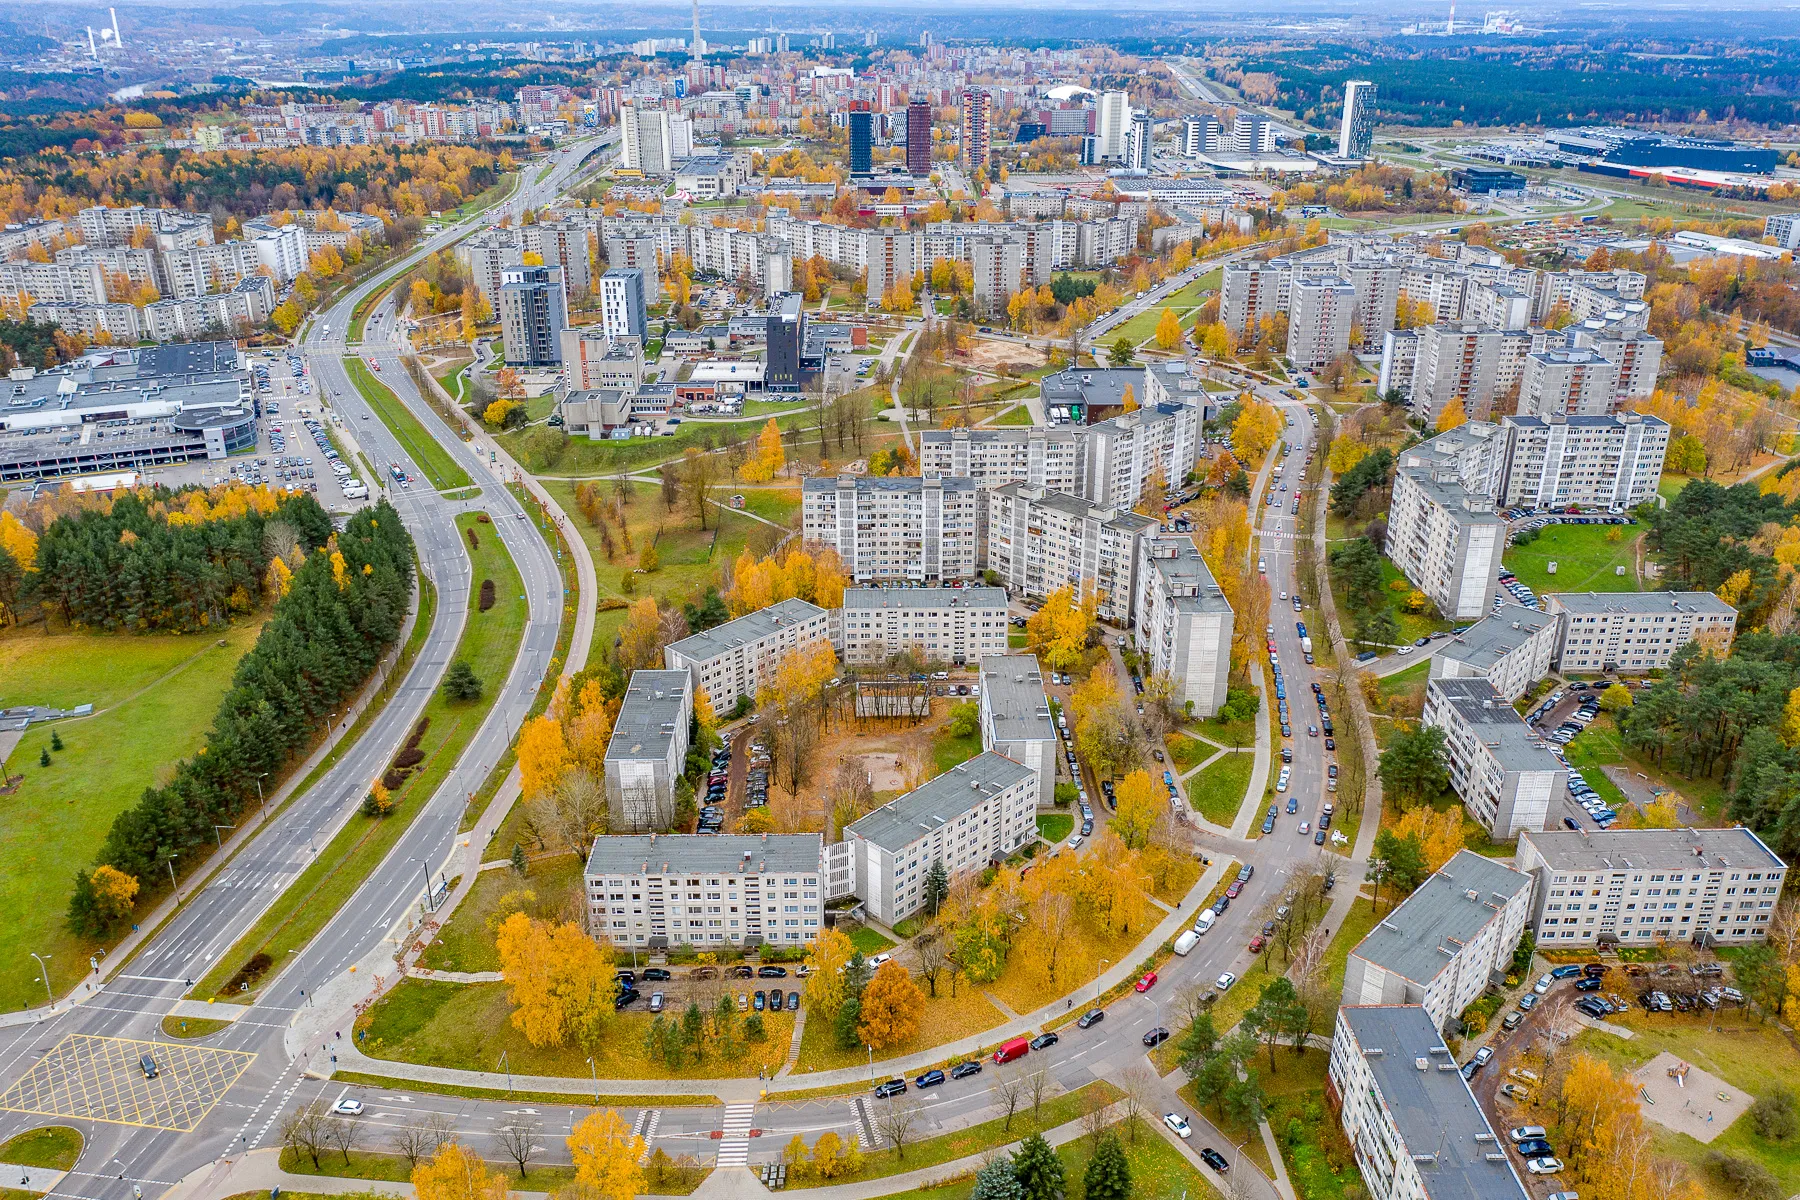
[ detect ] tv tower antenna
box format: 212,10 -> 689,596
1446,1 -> 1456,34
692,0 -> 702,61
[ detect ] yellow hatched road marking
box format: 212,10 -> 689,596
0,1034 -> 254,1131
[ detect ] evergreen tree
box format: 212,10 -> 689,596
443,660 -> 484,701
1082,1132 -> 1130,1200
39,747 -> 51,767
1010,1133 -> 1064,1200
970,1157 -> 1024,1200
511,843 -> 528,875
1177,1012 -> 1219,1080
924,859 -> 950,915
50,730 -> 63,752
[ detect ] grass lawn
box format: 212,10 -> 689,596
1375,660 -> 1430,717
0,1127 -> 82,1170
1112,305 -> 1197,349
931,724 -> 984,775
1312,891 -> 1385,1032
1186,752 -> 1255,826
344,358 -> 471,491
1563,715 -> 1633,812
847,926 -> 895,956
1008,633 -> 1028,649
1262,1050 -> 1364,1200
194,512 -> 526,1002
161,1015 -> 233,1038
359,978 -> 796,1080
1166,734 -> 1208,770
329,1069 -> 716,1105
1376,558 -> 1459,643
878,1116 -> 1209,1200
418,854 -> 586,973
1194,713 -> 1257,749
1504,523 -> 1642,595
994,406 -> 1034,426
0,621 -> 264,1010
792,983 -> 1005,1074
1037,812 -> 1074,843
1660,476 -> 1695,503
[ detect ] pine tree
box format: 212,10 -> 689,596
924,859 -> 950,915
1011,1133 -> 1064,1200
511,843 -> 528,875
443,660 -> 484,701
50,730 -> 63,752
39,748 -> 51,768
970,1158 -> 1024,1200
1082,1132 -> 1131,1200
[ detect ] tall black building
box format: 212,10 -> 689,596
847,100 -> 873,176
767,293 -> 806,392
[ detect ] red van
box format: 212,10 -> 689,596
992,1037 -> 1030,1065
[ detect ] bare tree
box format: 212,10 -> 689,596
1079,1084 -> 1113,1146
1025,1067 -> 1055,1127
281,1103 -> 330,1169
322,1114 -> 361,1166
495,1116 -> 543,1178
915,924 -> 950,997
390,1113 -> 455,1167
1118,1063 -> 1155,1142
990,1068 -> 1027,1134
874,1098 -> 925,1160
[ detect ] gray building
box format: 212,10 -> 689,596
1427,603 -> 1561,704
498,264 -> 568,367
663,598 -> 832,706
1423,677 -> 1567,840
602,670 -> 694,832
1342,849 -> 1533,1033
838,587 -> 1009,666
1134,535 -> 1234,716
802,475 -> 982,583
1545,590 -> 1738,675
1387,448 -> 1506,622
584,833 -> 824,949
977,655 -> 1057,809
599,267 -> 648,340
1328,1005 -> 1529,1200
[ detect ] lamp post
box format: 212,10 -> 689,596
417,859 -> 436,912
213,824 -> 234,850
29,953 -> 51,1008
586,1057 -> 598,1103
166,855 -> 180,905
254,772 -> 269,819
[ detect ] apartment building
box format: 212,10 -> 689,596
1286,275 -> 1358,369
619,102 -> 693,174
1327,1005 -> 1530,1200
1080,397 -> 1207,510
1220,260 -> 1289,337
560,328 -> 645,392
1400,323 -> 1534,426
801,475 -> 981,582
1568,324 -> 1662,404
986,483 -> 1156,625
584,833 -> 825,949
1428,603 -> 1560,703
917,427 -> 1082,495
1520,347 -> 1619,418
841,752 -> 1037,926
1345,262 -> 1401,353
837,587 -> 1009,666
970,236 -> 1023,314
602,670 -> 693,833
978,655 -> 1057,812
663,598 -> 832,704
1342,849 -> 1534,1032
498,265 -> 567,367
1134,536 -> 1235,716
962,88 -> 992,172
1545,591 -> 1738,674
1495,413 -> 1668,511
1423,677 -> 1567,839
1514,827 -> 1787,946
1387,447 -> 1506,621
1767,211 -> 1800,250
599,267 -> 648,339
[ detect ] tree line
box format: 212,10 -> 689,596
68,500 -> 415,933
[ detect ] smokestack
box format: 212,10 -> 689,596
110,7 -> 121,49
87,27 -> 97,57
1445,1 -> 1455,33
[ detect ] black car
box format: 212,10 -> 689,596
1314,828 -> 1326,845
1212,896 -> 1229,915
1200,1148 -> 1230,1173
915,1069 -> 946,1088
1081,820 -> 1094,836
1077,1009 -> 1105,1029
769,988 -> 784,1008
874,1078 -> 907,1098
1515,1139 -> 1554,1158
758,966 -> 789,978
641,968 -> 672,981
1575,977 -> 1602,992
1143,1027 -> 1171,1047
951,1060 -> 983,1080
1564,817 -> 1583,831
1576,998 -> 1609,1018
615,989 -> 641,1010
1031,1032 -> 1060,1051
1324,737 -> 1335,751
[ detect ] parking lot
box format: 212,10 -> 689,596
613,960 -> 808,1018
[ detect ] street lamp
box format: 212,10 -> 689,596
254,772 -> 269,818
212,824 -> 235,850
166,855 -> 180,905
29,953 -> 51,1008
416,858 -> 437,912
586,1056 -> 598,1103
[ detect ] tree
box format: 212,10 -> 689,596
858,960 -> 926,1048
1109,336 -> 1135,366
1109,770 -> 1161,849
567,1108 -> 647,1200
1599,683 -> 1635,712
443,660 -> 483,701
1082,1132 -> 1131,1200
495,1115 -> 543,1178
1378,724 -> 1449,808
1752,1087 -> 1798,1141
495,913 -> 614,1049
1436,396 -> 1468,432
971,1157 -> 1024,1200
411,1142 -> 506,1200
87,865 -> 139,928
1224,1070 -> 1267,1128
1010,1133 -> 1065,1200
873,1098 -> 924,1161
1178,1011 -> 1220,1080
517,715 -> 570,801
740,419 -> 786,482
990,1068 -> 1028,1134
923,859 -> 950,915
1025,585 -> 1097,672
1244,977 -> 1309,1073
390,1113 -> 455,1168
617,596 -> 667,674
281,1102 -> 331,1170
1154,308 -> 1184,351
1372,828 -> 1428,900
682,446 -> 718,531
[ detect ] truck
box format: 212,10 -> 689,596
1300,636 -> 1313,655
993,1036 -> 1030,1065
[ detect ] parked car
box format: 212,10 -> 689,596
915,1069 -> 946,1089
951,1061 -> 983,1080
1077,1009 -> 1105,1029
333,1098 -> 364,1115
1163,1114 -> 1193,1139
1200,1148 -> 1230,1173
1215,972 -> 1237,992
1031,1032 -> 1060,1050
1142,1027 -> 1171,1047
1526,1158 -> 1565,1176
874,1078 -> 907,1098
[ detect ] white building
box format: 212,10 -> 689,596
1286,275 -> 1357,369
1337,81 -> 1377,160
1545,590 -> 1738,674
1079,396 -> 1208,509
584,833 -> 824,949
801,475 -> 982,582
1387,446 -> 1506,621
1765,212 -> 1800,250
663,598 -> 832,705
1428,603 -> 1560,703
1520,347 -> 1619,418
619,103 -> 693,174
837,587 -> 1009,666
602,670 -> 693,833
1341,849 -> 1534,1032
978,655 -> 1057,811
1095,91 -> 1131,160
1514,827 -> 1787,947
1495,413 -> 1669,511
917,426 -> 1082,495
1401,323 -> 1533,426
986,483 -> 1156,625
841,752 -> 1037,926
1328,1005 -> 1530,1200
1134,536 -> 1234,717
1423,677 -> 1567,840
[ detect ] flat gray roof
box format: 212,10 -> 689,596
1427,677 -> 1565,772
844,587 -> 1008,611
1518,827 -> 1785,874
1144,536 -> 1234,614
1040,367 -> 1144,410
1502,413 -> 1669,432
586,833 -> 822,877
604,670 -> 692,763
846,751 -> 1034,852
665,597 -> 826,664
1397,464 -> 1506,525
978,655 -> 1053,745
1546,590 -> 1737,616
1438,604 -> 1557,670
992,481 -> 1157,531
1340,1005 -> 1530,1200
802,475 -> 977,496
1351,849 -> 1531,986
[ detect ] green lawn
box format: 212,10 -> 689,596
344,358 -> 472,491
1504,522 -> 1642,595
0,1126 -> 82,1170
1378,558 -> 1460,642
1263,1050 -> 1364,1200
1375,660 -> 1430,716
1112,305 -> 1197,349
1563,715 -> 1633,813
1185,751 -> 1255,826
193,511 -> 526,1002
1313,891 -> 1385,1032
880,1117 -> 1214,1200
931,725 -> 984,775
847,926 -> 895,955
418,854 -> 586,973
0,622 -> 264,1010
994,405 -> 1034,426
1036,812 -> 1074,843
1166,734 -> 1207,770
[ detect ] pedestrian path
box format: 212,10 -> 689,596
634,1109 -> 662,1163
716,1103 -> 755,1167
776,1006 -> 807,1077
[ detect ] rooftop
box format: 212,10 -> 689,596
844,587 -> 1009,611
665,598 -> 827,664
1546,590 -> 1737,617
1339,1005 -> 1531,1200
978,655 -> 1054,745
804,475 -> 979,496
846,752 -> 1034,852
1142,535 -> 1234,614
586,832 -> 823,877
1518,827 -> 1785,874
604,670 -> 693,763
1437,604 -> 1558,670
992,481 -> 1157,531
1427,677 -> 1566,773
1351,849 -> 1532,986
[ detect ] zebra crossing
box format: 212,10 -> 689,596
633,1109 -> 661,1163
716,1103 -> 755,1167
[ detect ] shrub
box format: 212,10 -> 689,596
382,769 -> 407,791
1707,1151 -> 1781,1200
393,747 -> 426,770
220,952 -> 273,996
1751,1087 -> 1797,1141
479,579 -> 496,612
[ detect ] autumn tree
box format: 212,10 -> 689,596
738,419 -> 786,482
1154,308 -> 1184,351
1436,396 -> 1468,432
495,912 -> 614,1049
412,1142 -> 507,1200
87,864 -> 140,928
804,928 -> 856,1016
1109,770 -> 1161,850
517,715 -> 570,800
1024,585 -> 1097,671
1231,398 -> 1283,462
1388,806 -> 1464,873
858,960 -> 926,1049
616,596 -> 666,673
566,1109 -> 646,1200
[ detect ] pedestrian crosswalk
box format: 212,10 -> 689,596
633,1109 -> 661,1163
716,1103 -> 755,1167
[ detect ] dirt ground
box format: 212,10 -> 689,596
961,336 -> 1048,373
1633,1051 -> 1750,1144
756,700 -> 960,833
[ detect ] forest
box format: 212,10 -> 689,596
67,497 -> 415,932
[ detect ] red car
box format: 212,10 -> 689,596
1225,881 -> 1243,899
1248,935 -> 1266,953
1134,971 -> 1159,993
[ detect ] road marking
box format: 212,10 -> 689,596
716,1103 -> 754,1166
0,1034 -> 254,1132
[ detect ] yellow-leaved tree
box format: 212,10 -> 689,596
88,865 -> 139,928
1389,806 -> 1464,873
1109,770 -> 1162,850
739,419 -> 786,482
494,913 -> 614,1049
802,928 -> 855,1017
566,1109 -> 646,1200
1025,584 -> 1097,672
857,960 -> 926,1049
1231,398 -> 1282,462
1154,307 -> 1183,351
413,1143 -> 507,1200
1435,396 -> 1468,433
517,716 -> 570,801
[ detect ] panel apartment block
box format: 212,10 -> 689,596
1134,535 -> 1234,716
1495,414 -> 1668,511
838,587 -> 1009,666
602,670 -> 693,832
978,655 -> 1057,811
986,483 -> 1155,625
1428,603 -> 1560,703
1515,827 -> 1787,947
801,475 -> 981,582
585,833 -> 824,949
1545,590 -> 1737,674
1387,448 -> 1505,621
1080,398 -> 1206,510
917,427 -> 1082,495
663,598 -> 831,704
1423,677 -> 1567,839
1286,275 -> 1357,370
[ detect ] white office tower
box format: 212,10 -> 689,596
1095,91 -> 1132,160
1181,115 -> 1223,157
1286,275 -> 1357,369
1125,111 -> 1153,171
1231,113 -> 1274,154
1338,81 -> 1377,159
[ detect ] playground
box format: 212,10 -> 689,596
1632,1052 -> 1751,1143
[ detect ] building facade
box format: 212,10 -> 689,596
663,598 -> 832,704
837,587 -> 1009,666
1134,535 -> 1235,716
1423,677 -> 1567,840
978,655 -> 1057,811
602,670 -> 694,832
585,833 -> 824,949
1428,603 -> 1561,702
986,483 -> 1155,625
917,427 -> 1082,495
801,475 -> 981,582
498,264 -> 567,366
1545,591 -> 1738,674
1387,448 -> 1506,621
600,267 -> 648,340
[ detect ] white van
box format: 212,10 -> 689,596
1194,910 -> 1216,935
1173,930 -> 1201,957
